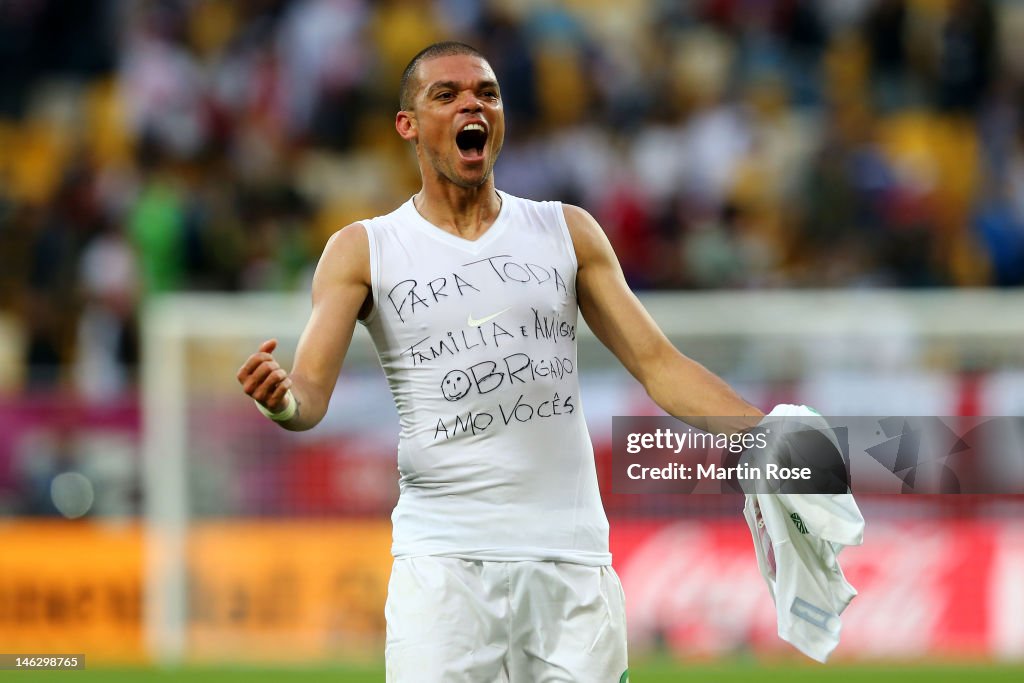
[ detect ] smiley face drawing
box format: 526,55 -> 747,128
441,370 -> 472,401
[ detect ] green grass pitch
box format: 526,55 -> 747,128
8,660 -> 1024,682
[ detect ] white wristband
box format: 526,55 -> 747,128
255,389 -> 297,422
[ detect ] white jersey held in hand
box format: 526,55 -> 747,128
743,403 -> 865,662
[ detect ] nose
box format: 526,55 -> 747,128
458,92 -> 483,113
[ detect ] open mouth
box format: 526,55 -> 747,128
455,122 -> 488,160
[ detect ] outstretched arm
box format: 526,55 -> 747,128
565,205 -> 763,433
236,223 -> 372,431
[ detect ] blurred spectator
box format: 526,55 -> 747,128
278,0 -> 372,147
128,140 -> 187,295
74,218 -> 139,399
974,180 -> 1024,287
935,0 -> 995,113
862,0 -> 917,111
24,153 -> 104,386
118,2 -> 209,158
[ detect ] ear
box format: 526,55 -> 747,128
396,110 -> 417,142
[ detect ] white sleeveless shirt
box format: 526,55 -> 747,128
359,191 -> 610,565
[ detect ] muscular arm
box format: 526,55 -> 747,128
565,205 -> 763,433
237,223 -> 372,431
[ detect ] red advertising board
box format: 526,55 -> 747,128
610,519 -> 1024,660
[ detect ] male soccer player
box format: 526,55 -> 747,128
237,41 -> 762,682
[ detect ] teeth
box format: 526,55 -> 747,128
462,123 -> 485,133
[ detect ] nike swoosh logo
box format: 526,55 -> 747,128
467,308 -> 510,327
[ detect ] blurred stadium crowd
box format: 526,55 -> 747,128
1,0 -> 1024,397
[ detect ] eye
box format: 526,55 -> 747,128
436,91 -> 455,101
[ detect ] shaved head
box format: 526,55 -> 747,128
399,41 -> 489,112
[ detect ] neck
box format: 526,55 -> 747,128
413,177 -> 502,239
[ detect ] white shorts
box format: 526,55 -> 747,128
385,556 -> 629,682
